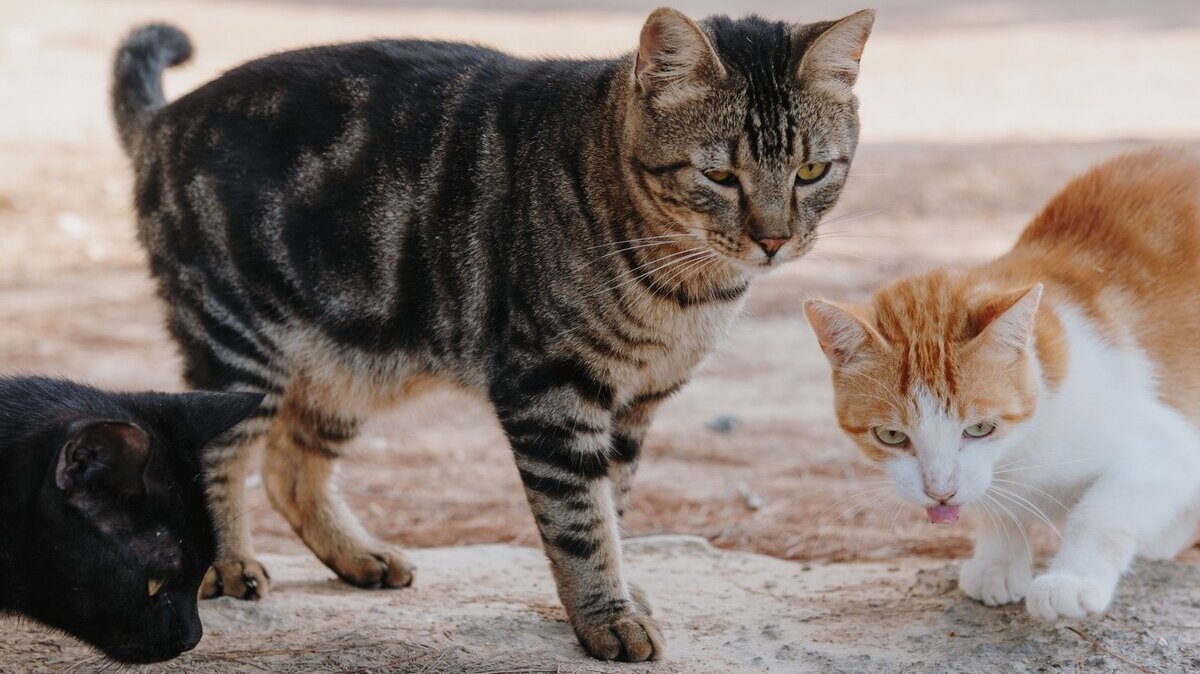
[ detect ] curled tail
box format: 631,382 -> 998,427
111,23 -> 192,157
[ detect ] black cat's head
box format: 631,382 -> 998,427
0,378 -> 262,663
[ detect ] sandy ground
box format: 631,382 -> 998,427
5,537 -> 1200,673
7,534 -> 1200,671
2,0 -> 1200,671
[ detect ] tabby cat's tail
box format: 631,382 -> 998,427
111,23 -> 192,157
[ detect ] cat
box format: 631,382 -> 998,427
805,148 -> 1200,621
0,376 -> 261,663
110,7 -> 874,660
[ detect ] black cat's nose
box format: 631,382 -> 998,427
754,236 -> 789,257
176,618 -> 203,653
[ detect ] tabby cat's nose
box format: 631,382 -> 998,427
754,237 -> 789,257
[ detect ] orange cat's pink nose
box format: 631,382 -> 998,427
924,487 -> 957,503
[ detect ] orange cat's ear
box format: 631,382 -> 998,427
804,299 -> 883,368
971,284 -> 1044,359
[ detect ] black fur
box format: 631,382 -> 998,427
0,377 -> 261,663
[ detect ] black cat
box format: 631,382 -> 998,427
0,377 -> 261,663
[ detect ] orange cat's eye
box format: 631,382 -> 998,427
964,421 -> 996,438
872,427 -> 908,446
795,162 -> 829,185
703,169 -> 739,187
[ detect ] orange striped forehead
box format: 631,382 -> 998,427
826,270 -> 1042,460
871,270 -> 981,408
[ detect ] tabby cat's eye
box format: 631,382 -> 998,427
147,578 -> 165,597
964,421 -> 996,438
872,428 -> 908,446
703,169 -> 739,187
795,162 -> 829,185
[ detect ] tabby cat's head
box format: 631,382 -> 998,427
622,8 -> 873,271
0,378 -> 262,663
804,274 -> 1051,524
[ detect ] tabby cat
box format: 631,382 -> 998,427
111,8 -> 873,660
806,149 -> 1200,621
0,377 -> 261,663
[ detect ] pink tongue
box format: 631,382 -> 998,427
926,504 -> 961,524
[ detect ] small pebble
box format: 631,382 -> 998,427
706,414 -> 739,433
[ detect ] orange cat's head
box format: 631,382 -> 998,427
804,271 -> 1051,523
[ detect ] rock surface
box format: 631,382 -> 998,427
3,536 -> 1198,673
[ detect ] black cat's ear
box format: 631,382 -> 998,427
634,8 -> 726,105
169,391 -> 265,450
56,420 -> 152,495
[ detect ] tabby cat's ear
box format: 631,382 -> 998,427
634,8 -> 726,104
804,299 -> 884,368
797,9 -> 875,90
971,284 -> 1044,360
56,420 -> 152,495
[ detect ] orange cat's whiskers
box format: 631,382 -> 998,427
992,457 -> 1099,475
989,486 -> 1060,538
983,492 -> 1033,558
991,478 -> 1070,514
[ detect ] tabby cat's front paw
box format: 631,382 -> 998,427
574,608 -> 664,662
1026,572 -> 1115,621
200,557 -> 271,600
959,556 -> 1032,606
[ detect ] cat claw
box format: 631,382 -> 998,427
959,557 -> 1031,606
200,558 -> 271,600
328,547 -> 415,589
573,608 -> 663,662
1026,572 -> 1114,621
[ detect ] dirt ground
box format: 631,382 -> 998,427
2,0 -> 1200,671
5,537 -> 1200,674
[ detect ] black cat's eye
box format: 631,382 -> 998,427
795,162 -> 830,186
703,169 -> 740,187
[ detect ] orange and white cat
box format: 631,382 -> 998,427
805,148 -> 1200,621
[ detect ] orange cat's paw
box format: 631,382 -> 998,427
1026,572 -> 1114,621
959,556 -> 1031,606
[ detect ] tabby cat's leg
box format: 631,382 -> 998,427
609,389 -> 675,617
200,408 -> 274,600
497,382 -> 662,662
262,398 -> 414,590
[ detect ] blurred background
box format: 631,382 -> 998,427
1,0 -> 1198,565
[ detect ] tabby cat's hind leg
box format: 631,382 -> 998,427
262,395 -> 414,590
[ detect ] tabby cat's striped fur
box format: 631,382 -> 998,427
111,8 -> 872,660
